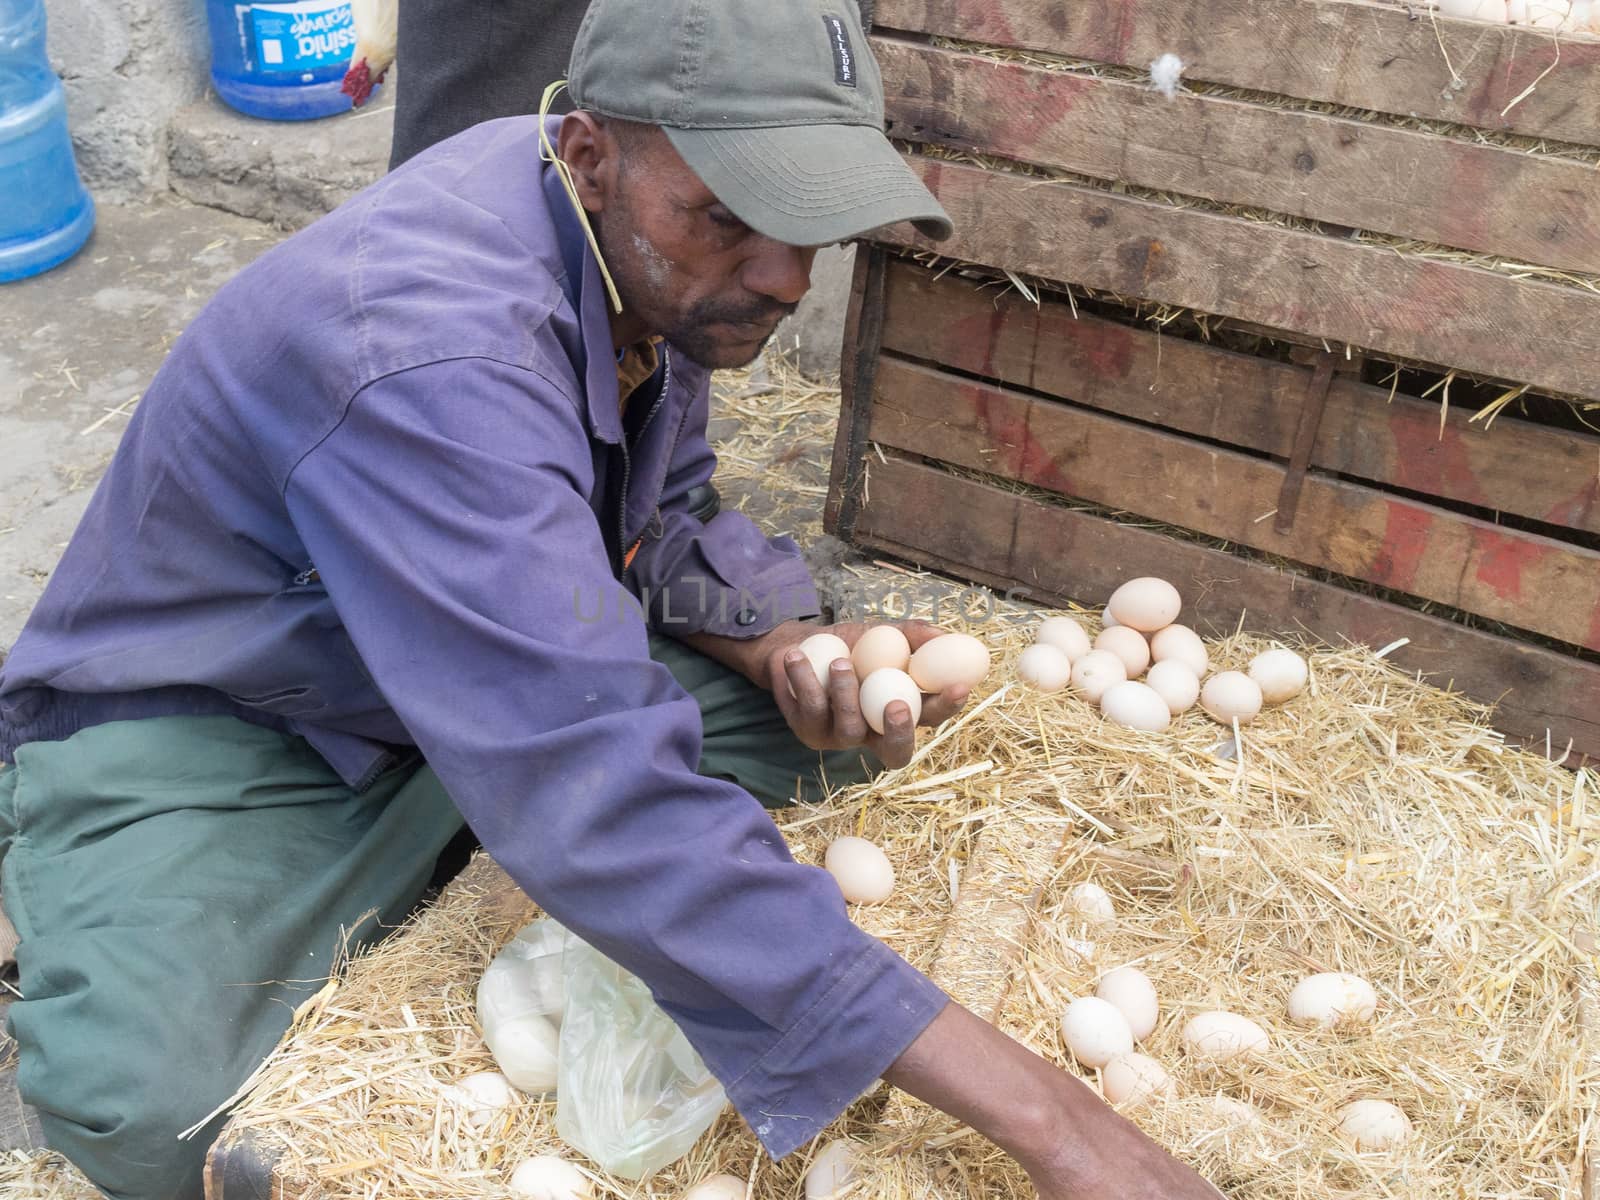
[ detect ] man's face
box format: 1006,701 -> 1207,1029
587,126 -> 821,370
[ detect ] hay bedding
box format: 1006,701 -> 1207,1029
189,619 -> 1595,1200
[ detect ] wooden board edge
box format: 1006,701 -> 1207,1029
825,245 -> 890,541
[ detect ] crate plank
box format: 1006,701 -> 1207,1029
872,0 -> 1600,149
849,454 -> 1600,760
875,37 -> 1600,277
876,261 -> 1600,538
868,356 -> 1600,651
882,155 -> 1600,404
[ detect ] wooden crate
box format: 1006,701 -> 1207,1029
828,0 -> 1600,761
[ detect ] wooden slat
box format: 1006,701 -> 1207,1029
874,37 -> 1600,277
872,0 -> 1600,149
868,355 -> 1600,651
882,155 -> 1600,404
847,454 -> 1600,761
876,260 -> 1600,537
825,246 -> 890,541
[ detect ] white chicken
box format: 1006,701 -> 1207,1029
341,0 -> 398,107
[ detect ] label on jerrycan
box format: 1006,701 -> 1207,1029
246,1 -> 356,74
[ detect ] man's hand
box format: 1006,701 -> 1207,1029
887,1003 -> 1225,1200
763,620 -> 970,769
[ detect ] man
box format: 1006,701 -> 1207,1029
0,1 -> 1220,1197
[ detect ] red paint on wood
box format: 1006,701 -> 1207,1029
1474,536 -> 1546,604
1065,316 -> 1136,383
1368,499 -> 1432,594
965,379 -> 1070,493
1387,406 -> 1488,507
1549,474 -> 1600,530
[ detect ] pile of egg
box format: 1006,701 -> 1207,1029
1433,0 -> 1600,30
795,626 -> 992,736
1017,578 -> 1309,735
1056,885 -> 1413,1153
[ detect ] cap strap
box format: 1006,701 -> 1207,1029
538,80 -> 625,316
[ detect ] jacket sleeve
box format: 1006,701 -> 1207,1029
282,357 -> 946,1157
625,367 -> 821,640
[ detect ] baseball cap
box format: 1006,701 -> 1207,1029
566,0 -> 953,248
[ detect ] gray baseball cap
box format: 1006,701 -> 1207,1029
567,0 -> 953,248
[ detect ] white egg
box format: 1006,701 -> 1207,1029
1036,616 -> 1092,662
1094,626 -> 1152,678
1206,1094 -> 1262,1127
1248,648 -> 1308,704
1200,672 -> 1264,726
1288,973 -> 1378,1029
907,633 -> 991,691
508,1156 -> 594,1200
1018,643 -> 1074,692
851,625 -> 910,678
1107,578 -> 1182,632
1145,660 -> 1200,715
1101,1053 -> 1176,1107
1061,996 -> 1136,1068
1066,881 -> 1116,927
1096,967 -> 1159,1040
679,1174 -> 747,1200
1099,682 -> 1171,733
824,836 -> 895,904
1182,1011 -> 1271,1063
485,1014 -> 561,1094
795,633 -> 851,690
1071,650 -> 1127,703
452,1071 -> 514,1129
1149,624 -> 1209,677
858,667 -> 922,735
1061,937 -> 1098,963
1337,1099 -> 1412,1151
1437,0 -> 1509,19
804,1139 -> 861,1200
1101,606 -> 1120,629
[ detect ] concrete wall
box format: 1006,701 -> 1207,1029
44,0 -> 209,202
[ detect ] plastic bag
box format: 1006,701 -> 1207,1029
477,918 -> 568,1094
553,929 -> 727,1180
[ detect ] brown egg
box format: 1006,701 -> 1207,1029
850,625 -> 911,679
1107,578 -> 1182,632
1095,626 -> 1152,678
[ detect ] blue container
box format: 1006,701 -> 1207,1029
0,0 -> 94,283
204,0 -> 363,121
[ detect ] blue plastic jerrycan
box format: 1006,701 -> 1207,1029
0,0 -> 94,283
204,0 -> 363,120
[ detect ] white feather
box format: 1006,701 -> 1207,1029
1149,53 -> 1184,101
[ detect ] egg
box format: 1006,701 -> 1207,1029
858,667 -> 922,735
1288,973 -> 1378,1029
452,1071 -> 514,1129
508,1156 -> 594,1200
1101,606 -> 1120,629
795,633 -> 851,690
1066,881 -> 1116,927
1036,616 -> 1091,662
1149,624 -> 1208,677
1438,0 -> 1509,18
1249,648 -> 1308,705
1096,967 -> 1159,1040
907,633 -> 991,692
1061,996 -> 1136,1068
1200,672 -> 1264,726
1101,1053 -> 1176,1107
1206,1095 -> 1262,1127
1145,660 -> 1200,716
1094,626 -> 1152,678
1018,643 -> 1074,692
1061,937 -> 1098,962
679,1175 -> 747,1200
1107,578 -> 1182,632
1337,1099 -> 1412,1151
1182,1011 -> 1271,1063
1071,650 -> 1127,703
824,836 -> 895,904
485,1014 -> 561,1094
1099,682 -> 1171,733
851,625 -> 911,678
804,1139 -> 861,1200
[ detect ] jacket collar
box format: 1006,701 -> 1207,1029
541,146 -> 627,446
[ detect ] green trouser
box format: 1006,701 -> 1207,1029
0,635 -> 872,1200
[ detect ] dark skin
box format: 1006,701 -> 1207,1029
559,113 -> 1224,1200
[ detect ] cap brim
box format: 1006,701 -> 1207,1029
663,123 -> 953,248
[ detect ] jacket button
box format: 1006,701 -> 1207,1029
735,608 -> 758,627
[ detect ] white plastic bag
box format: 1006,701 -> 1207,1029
553,930 -> 728,1180
477,918 -> 568,1094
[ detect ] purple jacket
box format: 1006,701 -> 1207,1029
0,117 -> 945,1156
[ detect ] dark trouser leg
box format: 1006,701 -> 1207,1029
0,718 -> 463,1200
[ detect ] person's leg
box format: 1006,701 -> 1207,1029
648,634 -> 880,808
0,716 -> 463,1200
